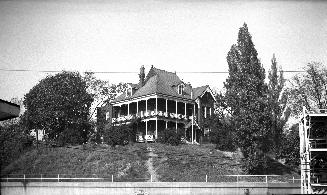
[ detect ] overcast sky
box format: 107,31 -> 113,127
1,0 -> 327,101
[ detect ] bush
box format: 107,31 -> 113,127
157,128 -> 183,146
105,125 -> 131,147
277,124 -> 300,167
205,116 -> 237,151
0,122 -> 34,168
240,144 -> 269,174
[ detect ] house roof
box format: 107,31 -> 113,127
111,66 -> 211,103
127,83 -> 140,89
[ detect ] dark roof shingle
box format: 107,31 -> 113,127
111,66 -> 209,103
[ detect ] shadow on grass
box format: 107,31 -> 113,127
263,157 -> 295,175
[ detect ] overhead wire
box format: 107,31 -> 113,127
0,68 -> 306,74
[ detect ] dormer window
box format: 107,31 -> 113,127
178,84 -> 184,95
126,87 -> 132,97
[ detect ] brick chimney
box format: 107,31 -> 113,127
139,65 -> 145,87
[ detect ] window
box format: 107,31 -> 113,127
126,87 -> 132,97
178,84 -> 184,95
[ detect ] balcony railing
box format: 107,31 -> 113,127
112,110 -> 195,123
306,109 -> 327,114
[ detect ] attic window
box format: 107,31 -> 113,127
178,84 -> 184,95
126,87 -> 132,97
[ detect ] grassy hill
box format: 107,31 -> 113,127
1,143 -> 299,182
1,144 -> 149,181
149,143 -> 299,182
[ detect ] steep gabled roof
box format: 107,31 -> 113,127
111,66 -> 211,103
192,85 -> 209,99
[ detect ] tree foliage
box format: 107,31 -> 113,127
83,72 -> 129,120
278,124 -> 300,167
95,82 -> 128,143
207,114 -> 236,151
267,54 -> 290,152
286,62 -> 327,116
157,128 -> 184,146
224,23 -> 271,173
104,125 -> 131,147
23,71 -> 93,145
0,117 -> 34,168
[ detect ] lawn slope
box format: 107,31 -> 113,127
149,143 -> 299,182
1,143 -> 299,182
1,143 -> 149,181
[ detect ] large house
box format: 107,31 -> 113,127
98,65 -> 215,144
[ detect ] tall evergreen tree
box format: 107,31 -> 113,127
267,54 -> 289,153
224,23 -> 271,173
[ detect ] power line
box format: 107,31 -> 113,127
0,68 -> 305,74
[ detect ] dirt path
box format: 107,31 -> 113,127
146,146 -> 159,182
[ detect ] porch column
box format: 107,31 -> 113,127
165,99 -> 168,129
209,107 -> 212,117
156,97 -> 158,112
155,119 -> 158,138
192,104 -> 195,144
118,105 -> 121,117
184,102 -> 187,116
165,99 -> 168,113
146,120 -> 148,135
146,99 -> 148,112
128,103 -> 130,116
175,100 -> 178,130
156,96 -> 158,138
136,101 -> 139,116
184,102 -> 187,138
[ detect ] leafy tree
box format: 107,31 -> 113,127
286,62 -> 327,116
206,114 -> 236,151
83,72 -> 111,120
224,23 -> 271,173
267,54 -> 290,153
23,71 -> 93,145
95,82 -> 128,143
278,124 -> 300,167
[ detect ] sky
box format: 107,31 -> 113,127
0,0 -> 327,102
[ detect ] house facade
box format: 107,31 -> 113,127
99,65 -> 215,144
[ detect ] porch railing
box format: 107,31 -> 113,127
112,110 -> 195,123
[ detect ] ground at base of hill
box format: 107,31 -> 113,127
1,142 -> 300,182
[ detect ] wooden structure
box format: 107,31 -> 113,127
299,107 -> 327,194
98,66 -> 215,143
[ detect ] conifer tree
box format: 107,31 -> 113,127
224,23 -> 271,173
267,54 -> 289,153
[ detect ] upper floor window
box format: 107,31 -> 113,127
178,84 -> 184,95
126,87 -> 132,97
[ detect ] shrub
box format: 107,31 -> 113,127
205,116 -> 237,151
0,122 -> 34,168
105,125 -> 131,147
277,124 -> 300,167
157,128 -> 183,146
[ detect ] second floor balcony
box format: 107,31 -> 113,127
111,109 -> 196,124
